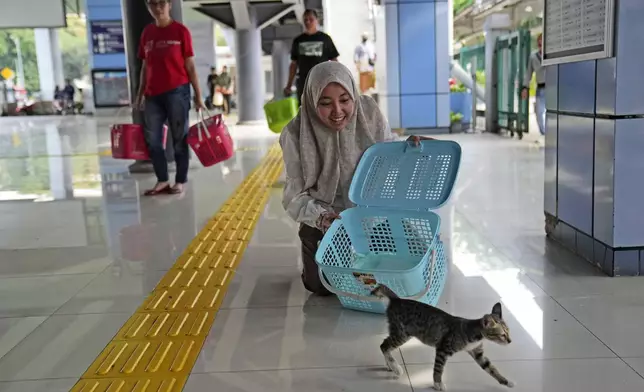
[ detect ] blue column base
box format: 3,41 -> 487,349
545,212 -> 644,277
402,126 -> 451,135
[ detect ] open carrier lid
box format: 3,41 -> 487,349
349,140 -> 462,210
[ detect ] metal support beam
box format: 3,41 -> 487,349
294,0 -> 305,25
261,23 -> 303,42
282,0 -> 305,24
258,4 -> 297,30
231,0 -> 251,30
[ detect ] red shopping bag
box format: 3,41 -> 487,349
187,112 -> 234,167
110,123 -> 167,160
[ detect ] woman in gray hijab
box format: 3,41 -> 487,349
280,61 -> 430,295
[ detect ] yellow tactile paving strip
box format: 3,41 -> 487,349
70,144 -> 283,392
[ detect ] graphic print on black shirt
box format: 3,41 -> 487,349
299,41 -> 324,57
291,31 -> 339,88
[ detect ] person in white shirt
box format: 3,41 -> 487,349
354,32 -> 376,94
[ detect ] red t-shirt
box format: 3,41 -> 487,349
138,21 -> 194,97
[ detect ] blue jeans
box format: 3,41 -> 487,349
535,87 -> 546,135
144,83 -> 191,183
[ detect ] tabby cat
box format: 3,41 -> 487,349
372,285 -> 514,391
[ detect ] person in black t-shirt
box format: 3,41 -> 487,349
284,9 -> 339,104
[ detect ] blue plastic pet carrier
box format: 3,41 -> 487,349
315,140 -> 461,313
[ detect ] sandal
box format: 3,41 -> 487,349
168,184 -> 185,195
143,184 -> 171,196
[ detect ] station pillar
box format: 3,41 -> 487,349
235,8 -> 265,123
544,0 -> 644,276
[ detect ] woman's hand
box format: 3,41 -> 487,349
406,135 -> 435,146
132,96 -> 145,111
193,96 -> 206,112
317,211 -> 341,233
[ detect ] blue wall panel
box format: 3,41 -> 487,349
558,61 -> 596,115
88,0 -> 121,5
401,94 -> 436,128
545,64 -> 558,111
614,0 -> 644,116
92,54 -> 127,69
382,0 -> 449,129
593,119 -> 615,246
544,113 -> 558,216
613,118 -> 644,247
595,58 -> 617,116
87,6 -> 123,20
398,2 -> 436,95
557,115 -> 594,235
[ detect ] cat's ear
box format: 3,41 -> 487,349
482,315 -> 495,328
491,302 -> 502,318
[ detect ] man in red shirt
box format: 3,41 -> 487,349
134,0 -> 205,196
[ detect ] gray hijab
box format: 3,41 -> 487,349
283,61 -> 390,207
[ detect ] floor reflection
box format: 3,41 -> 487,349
1,119 -> 644,391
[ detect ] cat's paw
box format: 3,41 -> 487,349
392,363 -> 404,377
505,380 -> 515,388
384,358 -> 403,377
432,382 -> 446,391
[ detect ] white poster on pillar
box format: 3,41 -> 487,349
0,0 -> 66,29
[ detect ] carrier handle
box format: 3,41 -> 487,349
317,249 -> 437,302
404,139 -> 425,153
196,109 -> 221,142
111,106 -> 135,123
115,106 -> 129,118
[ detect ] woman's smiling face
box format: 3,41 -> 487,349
316,82 -> 354,131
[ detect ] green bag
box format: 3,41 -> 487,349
264,97 -> 299,134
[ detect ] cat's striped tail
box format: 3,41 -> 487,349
371,284 -> 400,299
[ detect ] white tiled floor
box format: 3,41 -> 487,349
0,114 -> 643,392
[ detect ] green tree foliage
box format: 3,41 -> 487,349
0,14 -> 89,92
60,15 -> 90,83
215,24 -> 227,47
454,0 -> 473,15
0,30 -> 39,91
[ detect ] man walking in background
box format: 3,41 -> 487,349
354,32 -> 376,94
63,79 -> 76,112
284,9 -> 340,104
522,33 -> 545,137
